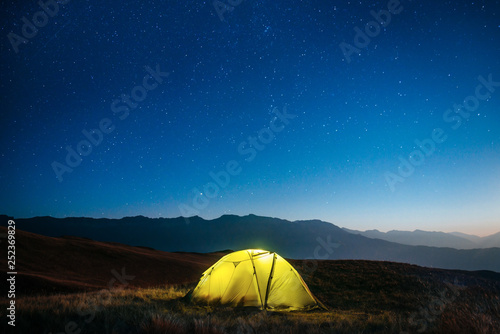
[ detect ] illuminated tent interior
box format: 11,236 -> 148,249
190,249 -> 321,310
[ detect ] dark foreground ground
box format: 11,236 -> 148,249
1,227 -> 499,333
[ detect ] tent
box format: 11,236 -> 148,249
190,249 -> 321,310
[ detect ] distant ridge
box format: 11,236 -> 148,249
1,214 -> 499,272
343,227 -> 500,249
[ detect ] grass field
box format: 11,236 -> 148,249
3,260 -> 500,334
1,228 -> 499,333
6,285 -> 403,334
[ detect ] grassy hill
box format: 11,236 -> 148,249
0,226 -> 227,295
1,227 -> 499,333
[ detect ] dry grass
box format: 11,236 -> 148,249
1,285 -> 403,334
1,260 -> 499,333
2,282 -> 498,334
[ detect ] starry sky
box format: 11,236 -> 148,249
1,0 -> 499,236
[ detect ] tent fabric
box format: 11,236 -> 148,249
190,249 -> 319,310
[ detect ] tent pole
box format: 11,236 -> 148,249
248,250 -> 265,309
264,253 -> 277,309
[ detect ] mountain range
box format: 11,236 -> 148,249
342,228 -> 500,249
3,214 -> 500,273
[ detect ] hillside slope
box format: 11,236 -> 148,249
0,226 -> 226,295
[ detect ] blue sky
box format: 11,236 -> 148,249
1,0 -> 499,236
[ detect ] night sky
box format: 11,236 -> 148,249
1,0 -> 499,236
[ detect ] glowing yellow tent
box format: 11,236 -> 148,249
190,249 -> 320,310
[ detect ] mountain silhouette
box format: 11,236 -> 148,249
2,214 -> 499,272
342,228 -> 500,249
